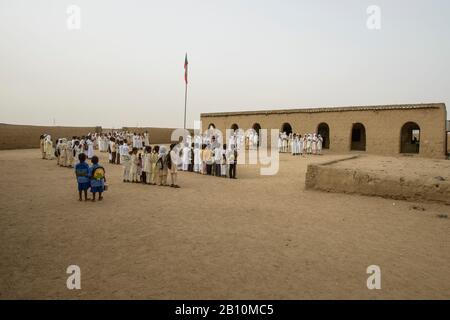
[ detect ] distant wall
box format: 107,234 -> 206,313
0,124 -> 195,150
0,124 -> 98,150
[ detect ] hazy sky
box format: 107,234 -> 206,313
1,0 -> 449,128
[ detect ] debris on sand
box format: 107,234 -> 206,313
434,176 -> 446,181
437,214 -> 448,219
410,205 -> 426,211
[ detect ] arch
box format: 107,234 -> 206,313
317,122 -> 330,149
400,122 -> 420,154
281,122 -> 293,135
252,123 -> 262,134
350,123 -> 366,151
208,123 -> 216,130
231,123 -> 239,132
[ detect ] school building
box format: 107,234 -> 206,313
200,103 -> 448,159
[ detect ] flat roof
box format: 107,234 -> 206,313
201,103 -> 445,118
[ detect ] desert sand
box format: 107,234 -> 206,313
0,149 -> 449,299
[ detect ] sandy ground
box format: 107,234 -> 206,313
0,149 -> 449,300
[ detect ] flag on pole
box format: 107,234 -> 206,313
184,53 -> 188,84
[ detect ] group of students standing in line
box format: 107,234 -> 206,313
40,134 -> 99,165
109,135 -> 240,189
278,132 -> 324,155
39,130 -> 242,199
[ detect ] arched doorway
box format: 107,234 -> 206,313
252,123 -> 262,147
208,123 -> 216,130
231,123 -> 239,132
351,123 -> 366,151
317,123 -> 330,149
281,123 -> 293,135
252,123 -> 262,134
400,122 -> 420,154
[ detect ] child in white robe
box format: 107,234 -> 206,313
306,134 -> 312,154
221,144 -> 227,177
143,146 -> 152,184
182,144 -> 190,171
144,132 -> 150,146
62,141 -> 69,166
122,151 -> 132,182
194,145 -> 201,173
130,148 -> 139,182
317,134 -> 323,155
86,138 -> 94,159
66,140 -> 74,167
298,135 -> 304,155
214,144 -> 222,177
150,146 -> 159,185
312,134 -> 318,155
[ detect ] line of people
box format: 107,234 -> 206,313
40,134 -> 98,166
119,138 -> 239,189
40,130 -> 241,198
278,132 -> 324,155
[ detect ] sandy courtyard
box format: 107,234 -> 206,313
0,149 -> 449,299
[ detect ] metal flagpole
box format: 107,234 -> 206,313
183,53 -> 188,130
184,81 -> 187,130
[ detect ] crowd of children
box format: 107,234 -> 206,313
116,135 -> 240,187
278,132 -> 324,155
39,129 -> 244,200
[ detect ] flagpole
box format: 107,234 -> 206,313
184,81 -> 187,130
183,53 -> 189,130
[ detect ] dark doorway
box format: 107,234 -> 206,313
252,123 -> 262,146
231,123 -> 239,132
281,123 -> 293,135
252,123 -> 262,134
317,123 -> 330,149
400,122 -> 420,154
208,123 -> 216,130
351,123 -> 366,151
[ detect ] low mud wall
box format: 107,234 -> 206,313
0,124 -> 195,150
0,124 -> 98,150
305,156 -> 450,204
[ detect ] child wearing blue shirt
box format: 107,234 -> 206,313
75,153 -> 90,201
89,156 -> 106,202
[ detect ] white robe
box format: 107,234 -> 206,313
86,140 -> 94,158
143,153 -> 152,173
182,147 -> 190,171
317,137 -> 323,154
